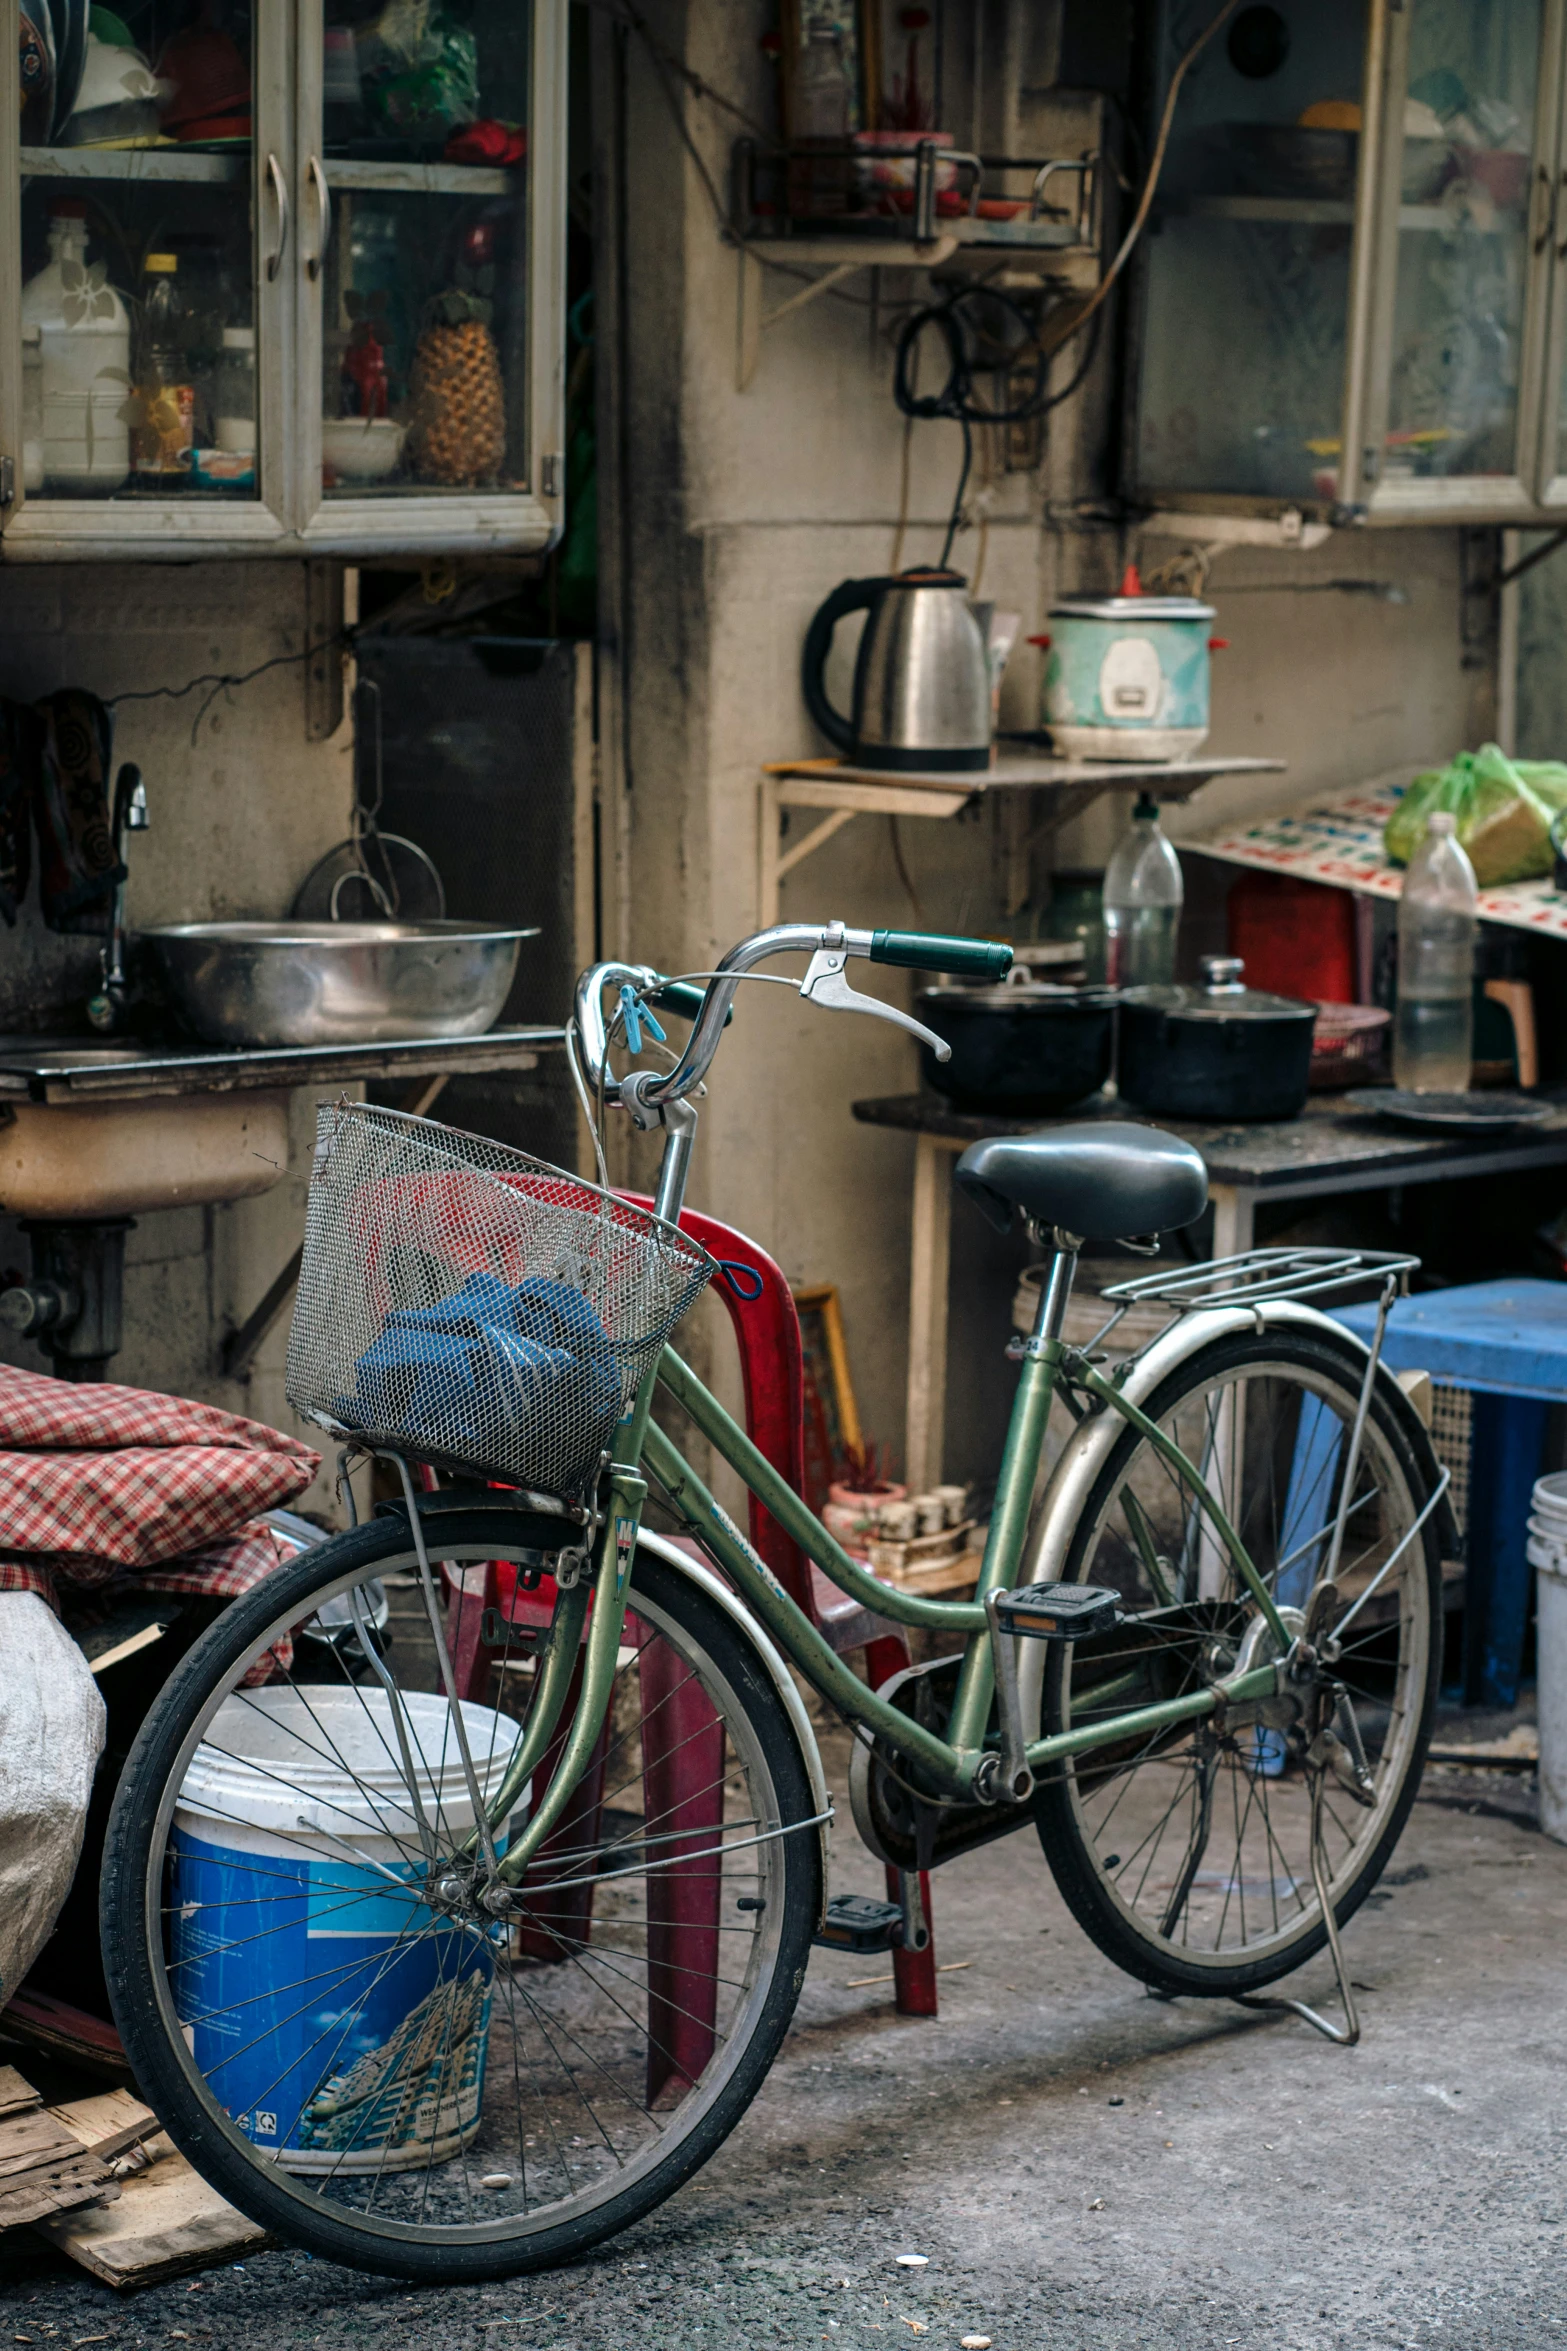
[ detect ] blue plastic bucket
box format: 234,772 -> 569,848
172,1683 -> 521,2173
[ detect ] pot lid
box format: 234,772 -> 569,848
919,980 -> 1118,1010
1048,595 -> 1216,622
1120,956 -> 1317,1022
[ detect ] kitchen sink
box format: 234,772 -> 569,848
0,1084 -> 291,1218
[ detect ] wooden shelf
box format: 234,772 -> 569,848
757,753 -> 1286,924
736,235 -> 956,390
812,750 -> 1286,792
733,225 -> 1098,385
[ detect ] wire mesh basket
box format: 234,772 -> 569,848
285,1101 -> 716,1498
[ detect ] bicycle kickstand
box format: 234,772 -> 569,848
1230,1766 -> 1362,2047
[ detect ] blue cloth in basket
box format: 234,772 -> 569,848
344,1272 -> 622,1485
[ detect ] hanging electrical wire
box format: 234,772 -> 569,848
892,284 -> 1101,565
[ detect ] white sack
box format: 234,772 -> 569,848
0,1592 -> 107,2002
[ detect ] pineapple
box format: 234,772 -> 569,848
408,290 -> 506,488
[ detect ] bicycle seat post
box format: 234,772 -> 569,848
1016,1225 -> 1083,1359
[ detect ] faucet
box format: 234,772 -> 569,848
87,763 -> 148,1034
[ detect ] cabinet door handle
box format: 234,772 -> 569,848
264,151 -> 290,281
1533,159 -> 1555,254
306,155 -> 332,282
1556,167 -> 1567,260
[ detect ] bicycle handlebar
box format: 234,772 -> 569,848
573,921 -> 1013,1113
648,977 -> 730,1025
869,929 -> 1012,980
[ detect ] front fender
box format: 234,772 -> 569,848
633,1529 -> 832,1916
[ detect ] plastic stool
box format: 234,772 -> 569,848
1331,1279 -> 1567,1707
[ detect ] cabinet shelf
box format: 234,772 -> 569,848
322,158 -> 516,198
20,144 -> 245,185
18,148 -> 517,197
1187,194 -> 1473,233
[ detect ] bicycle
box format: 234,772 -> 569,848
103,920 -> 1453,2282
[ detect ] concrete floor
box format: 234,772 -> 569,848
5,1720 -> 1566,2350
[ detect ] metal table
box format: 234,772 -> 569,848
852,1090 -> 1567,1490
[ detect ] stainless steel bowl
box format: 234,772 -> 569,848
142,920 -> 536,1048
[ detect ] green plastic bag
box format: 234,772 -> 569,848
1383,743 -> 1556,885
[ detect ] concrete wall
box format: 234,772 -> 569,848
0,562 -> 353,1508
598,4 -> 1481,1494
0,8 -> 1494,1520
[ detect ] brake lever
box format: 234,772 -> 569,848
798,947 -> 950,1060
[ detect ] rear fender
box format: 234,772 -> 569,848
1015,1300 -> 1456,1727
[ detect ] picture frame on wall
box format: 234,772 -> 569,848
792,1284 -> 863,1508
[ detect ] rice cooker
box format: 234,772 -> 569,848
1035,584 -> 1222,762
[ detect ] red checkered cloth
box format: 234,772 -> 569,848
0,1361 -> 320,1617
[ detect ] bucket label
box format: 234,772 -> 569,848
295,1967 -> 491,2163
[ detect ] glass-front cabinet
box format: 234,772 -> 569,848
0,0 -> 565,558
1129,0 -> 1567,525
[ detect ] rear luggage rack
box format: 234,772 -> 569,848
1100,1246 -> 1420,1315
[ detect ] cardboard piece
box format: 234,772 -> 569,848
33,2146 -> 269,2289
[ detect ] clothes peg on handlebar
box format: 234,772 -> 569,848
617,982 -> 667,1057
798,944 -> 951,1060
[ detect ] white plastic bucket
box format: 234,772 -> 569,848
172,1684 -> 523,2171
1538,1551 -> 1567,1847
1534,1476 -> 1567,1846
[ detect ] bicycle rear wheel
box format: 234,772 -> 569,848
1034,1326 -> 1441,1998
103,1511 -> 820,2281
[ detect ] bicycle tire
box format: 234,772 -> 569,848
103,1511 -> 820,2282
1034,1326 -> 1441,1999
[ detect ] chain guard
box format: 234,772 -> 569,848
848,1655 -> 1034,1872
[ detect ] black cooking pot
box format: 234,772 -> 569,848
919,978 -> 1118,1112
1117,955 -> 1317,1122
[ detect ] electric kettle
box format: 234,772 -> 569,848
801,568 -> 991,772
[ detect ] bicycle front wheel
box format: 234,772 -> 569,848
1034,1326 -> 1441,1998
103,1512 -> 821,2281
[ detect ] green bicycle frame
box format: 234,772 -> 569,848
493,1300 -> 1290,1879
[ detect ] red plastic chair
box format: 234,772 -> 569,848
443,1203 -> 940,2103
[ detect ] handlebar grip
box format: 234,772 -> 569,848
868,930 -> 1014,981
649,978 -> 734,1027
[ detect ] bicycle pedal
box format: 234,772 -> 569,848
812,1893 -> 904,1955
991,1582 -> 1120,1640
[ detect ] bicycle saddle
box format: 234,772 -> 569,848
954,1121 -> 1208,1240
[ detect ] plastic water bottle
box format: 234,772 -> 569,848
1394,809 -> 1477,1093
1102,793 -> 1184,987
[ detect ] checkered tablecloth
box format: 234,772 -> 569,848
0,1361 -> 320,1615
